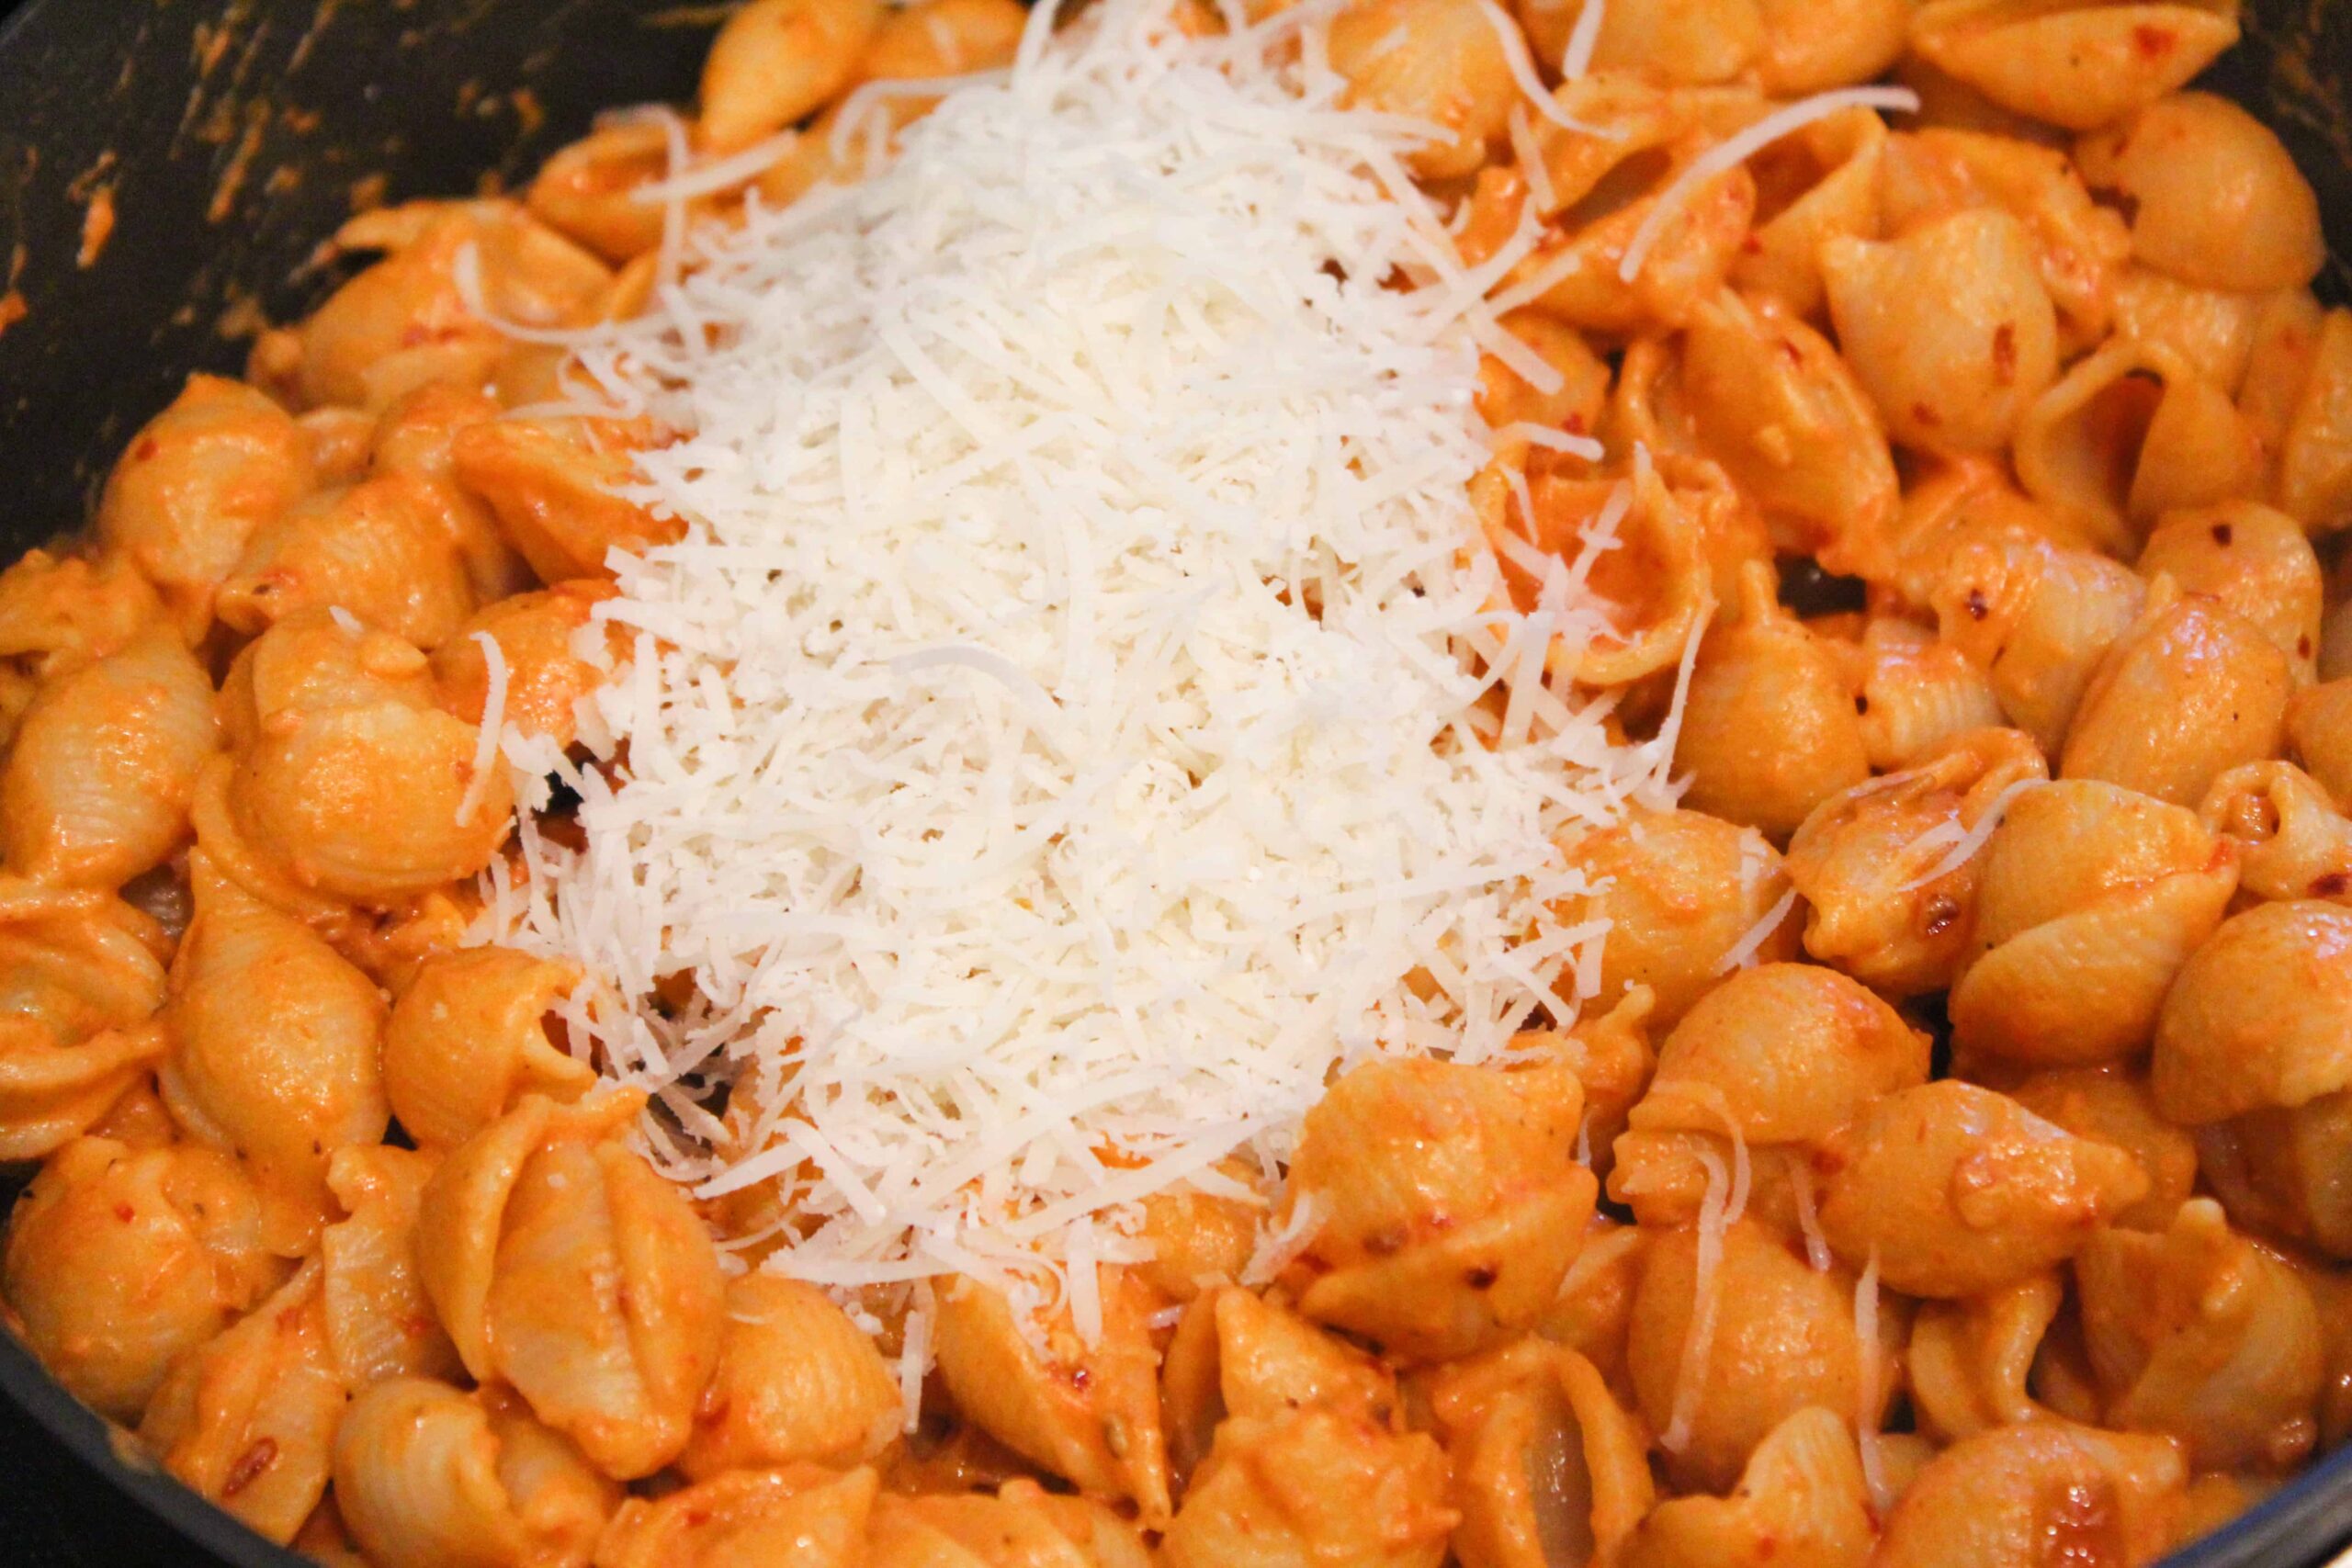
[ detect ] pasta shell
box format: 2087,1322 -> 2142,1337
162,854 -> 390,1255
1814,1080 -> 2149,1298
594,1463 -> 877,1568
382,946 -> 594,1149
1906,0 -> 2239,133
138,1258 -> 347,1546
1,1135 -> 278,1423
96,375 -> 317,633
320,1145 -> 464,1388
1908,1273 -> 2065,1441
451,416 -> 681,584
331,1377 -> 617,1568
1874,1421 -> 2186,1568
1427,1338 -> 1654,1568
1159,1405 -> 1454,1568
1617,1406 -> 1873,1568
932,1267 -> 1171,1521
678,1274 -> 901,1480
2076,1198 -> 2324,1470
1,629 -> 220,889
2152,898 -> 2352,1123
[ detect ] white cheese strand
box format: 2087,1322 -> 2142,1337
483,0 -> 1657,1304
1618,86 -> 1919,283
456,629 -> 509,829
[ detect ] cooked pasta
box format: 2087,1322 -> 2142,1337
0,4 -> 2345,1567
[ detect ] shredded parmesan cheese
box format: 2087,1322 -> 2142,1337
1892,776 -> 2048,893
1661,1142 -> 1731,1453
1617,86 -> 1920,283
1242,1192 -> 1328,1286
1855,1249 -> 1893,1514
1559,0 -> 1604,79
1713,886 -> 1797,975
480,0 -> 1661,1325
456,629 -> 508,829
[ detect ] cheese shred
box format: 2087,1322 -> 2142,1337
477,0 -> 1666,1322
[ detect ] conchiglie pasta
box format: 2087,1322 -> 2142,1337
1907,1272 -> 2066,1441
1845,615 -> 2009,772
1821,208 -> 2059,456
295,202 -> 610,412
1423,1337 -> 1654,1568
1783,728 -> 2046,997
1327,0 -> 1514,181
2198,761 -> 2352,906
1,1135 -> 279,1422
1,629 -> 219,889
1160,1285 -> 1399,1483
1620,961 -> 1927,1157
163,858 -> 390,1255
931,1267 -> 1171,1519
593,1462 -> 877,1568
96,375 -> 317,632
433,585 -> 616,751
1527,0 -> 1762,85
1950,777 -> 2235,1066
2109,267 -> 2266,395
1678,294 -> 1897,579
450,416 -> 681,584
1673,565 -> 1871,839
525,121 -> 675,266
2152,898 -> 2352,1124
2075,1198 -> 2324,1471
331,1377 -> 618,1568
413,1089 -> 725,1480
1872,1420 -> 2187,1568
1554,807 -> 1798,1027
2060,589 -> 2290,808
2136,501 -> 2321,682
2287,674 -> 2352,804
381,946 -> 594,1150
1814,1080 -> 2148,1297
216,476 -> 481,650
1159,1404 -> 1455,1568
1934,535 -> 2148,751
2015,335 -> 2263,551
2075,92 -> 2325,294
2006,1066 -> 2196,1231
1730,107 -> 1887,321
320,1145 -> 464,1388
0,879 -> 172,1158
1878,128 -> 2133,353
2277,307 -> 2352,533
1625,1217 -> 1883,1493
138,1258 -> 347,1546
1751,0 -> 1908,95
1905,0 -> 2240,133
680,1273 -> 902,1480
1616,1406 -> 1875,1568
1282,1058 -> 1595,1363
695,0 -> 885,156
1484,460 -> 1713,689
2197,1090 -> 2352,1261
0,547 -> 164,681
868,1482 -> 1154,1568
227,671 -> 512,904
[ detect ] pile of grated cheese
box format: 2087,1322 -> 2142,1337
480,0 -> 1685,1337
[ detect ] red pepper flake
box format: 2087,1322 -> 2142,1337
1992,322 -> 2018,386
2211,523 -> 2234,546
1911,402 -> 1941,428
112,1203 -> 136,1224
221,1438 -> 278,1498
1964,588 -> 1990,620
2133,24 -> 2176,57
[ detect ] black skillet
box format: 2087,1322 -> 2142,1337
0,2 -> 2346,1563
